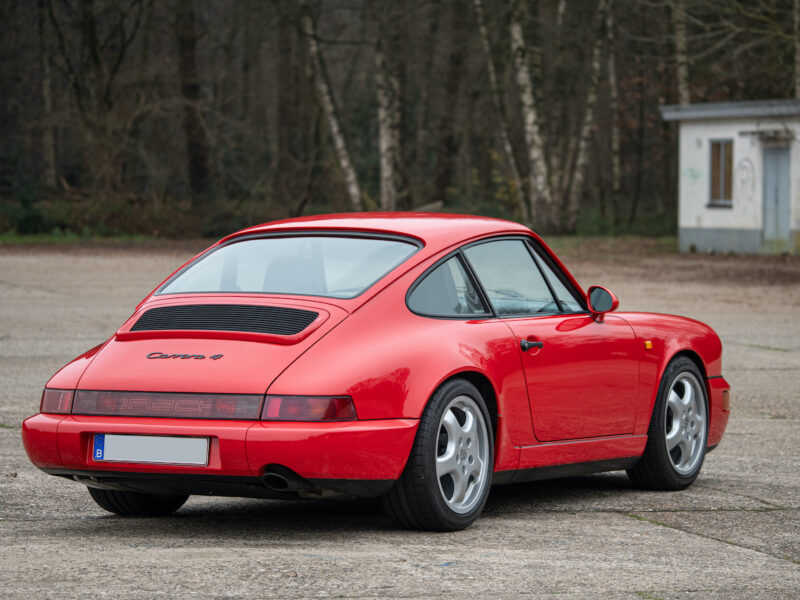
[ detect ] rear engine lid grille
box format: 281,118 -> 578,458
131,304 -> 318,336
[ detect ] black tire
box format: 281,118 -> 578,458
382,379 -> 494,531
87,486 -> 189,517
627,356 -> 709,490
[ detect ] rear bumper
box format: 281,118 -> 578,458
22,414 -> 418,497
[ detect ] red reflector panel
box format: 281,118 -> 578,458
41,389 -> 74,414
261,395 -> 357,421
72,390 -> 263,420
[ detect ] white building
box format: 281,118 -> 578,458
661,99 -> 800,254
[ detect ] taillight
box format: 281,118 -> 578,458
72,390 -> 263,420
40,389 -> 74,414
260,395 -> 357,421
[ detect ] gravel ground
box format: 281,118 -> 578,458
0,240 -> 798,599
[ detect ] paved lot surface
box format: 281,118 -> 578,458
1,239 -> 798,599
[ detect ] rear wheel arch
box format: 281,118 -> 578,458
432,371 -> 498,439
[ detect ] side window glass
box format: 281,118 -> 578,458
464,240 -> 558,316
408,256 -> 489,317
529,249 -> 585,313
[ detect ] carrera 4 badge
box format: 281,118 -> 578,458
146,352 -> 223,360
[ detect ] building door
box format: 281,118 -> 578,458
762,146 -> 791,250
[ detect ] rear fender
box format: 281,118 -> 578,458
267,265 -> 530,472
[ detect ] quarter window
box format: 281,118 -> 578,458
408,256 -> 488,317
710,140 -> 733,206
463,240 -> 558,316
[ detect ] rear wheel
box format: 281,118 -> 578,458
627,357 -> 709,490
87,487 -> 189,517
382,379 -> 493,531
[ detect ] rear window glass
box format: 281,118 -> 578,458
159,236 -> 417,299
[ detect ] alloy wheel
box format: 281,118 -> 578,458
435,395 -> 490,514
664,371 -> 707,475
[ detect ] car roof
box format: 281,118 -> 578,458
221,212 -> 533,251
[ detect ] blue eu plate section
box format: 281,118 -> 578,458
93,434 -> 105,461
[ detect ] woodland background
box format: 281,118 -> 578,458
1,0 -> 798,238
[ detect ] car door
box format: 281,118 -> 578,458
462,238 -> 639,442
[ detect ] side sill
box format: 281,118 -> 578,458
492,457 -> 640,486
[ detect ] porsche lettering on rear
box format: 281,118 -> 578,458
21,213 -> 730,531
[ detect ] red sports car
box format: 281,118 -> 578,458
22,213 -> 730,530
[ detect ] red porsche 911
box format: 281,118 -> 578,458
22,213 -> 730,530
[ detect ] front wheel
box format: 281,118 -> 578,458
382,379 -> 494,531
627,356 -> 709,490
88,487 -> 189,517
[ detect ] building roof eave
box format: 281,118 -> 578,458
660,99 -> 800,122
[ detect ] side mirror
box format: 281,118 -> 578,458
587,286 -> 619,322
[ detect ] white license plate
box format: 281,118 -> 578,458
93,434 -> 209,466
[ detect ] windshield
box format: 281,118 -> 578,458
158,235 -> 418,299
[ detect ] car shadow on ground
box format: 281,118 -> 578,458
59,473 -> 640,540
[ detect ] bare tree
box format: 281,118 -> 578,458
510,0 -> 551,225
174,0 -> 212,197
606,0 -> 621,222
795,0 -> 800,99
431,1 -> 467,206
300,0 -> 362,211
565,17 -> 604,232
47,0 -> 150,189
38,0 -> 56,187
474,0 -> 528,223
673,0 -> 690,105
373,9 -> 405,211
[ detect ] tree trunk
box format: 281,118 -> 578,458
373,12 -> 407,212
509,0 -> 551,226
430,2 -> 466,206
565,8 -> 605,233
795,0 -> 800,99
300,0 -> 362,211
80,0 -> 113,190
174,0 -> 212,197
412,3 -> 440,206
276,0 -> 295,206
474,0 -> 528,224
374,42 -> 397,211
38,0 -> 56,187
673,0 -> 690,105
629,54 -> 646,225
606,0 -> 622,223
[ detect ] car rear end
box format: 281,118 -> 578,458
22,233 -> 424,501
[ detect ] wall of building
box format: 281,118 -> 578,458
677,117 -> 799,253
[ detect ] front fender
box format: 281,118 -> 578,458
619,313 -> 724,436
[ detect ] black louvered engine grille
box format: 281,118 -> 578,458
131,304 -> 319,336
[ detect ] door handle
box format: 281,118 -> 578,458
520,339 -> 544,351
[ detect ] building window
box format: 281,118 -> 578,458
709,139 -> 733,206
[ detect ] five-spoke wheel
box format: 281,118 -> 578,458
382,379 -> 494,531
435,395 -> 491,515
628,356 -> 709,490
664,371 -> 706,475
